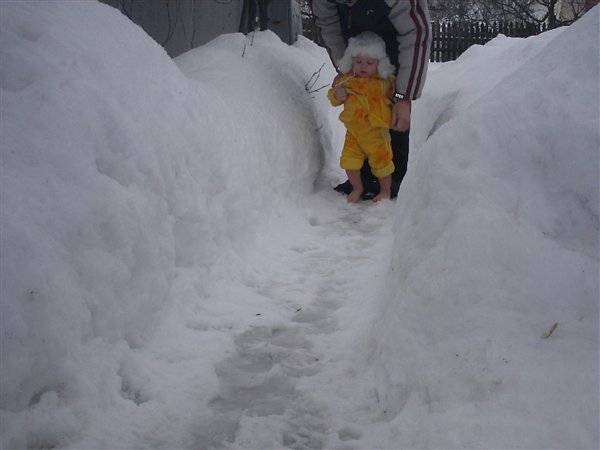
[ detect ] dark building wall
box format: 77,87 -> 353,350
268,0 -> 302,44
100,0 -> 301,58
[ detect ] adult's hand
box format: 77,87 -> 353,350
391,99 -> 411,132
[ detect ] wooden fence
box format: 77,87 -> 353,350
430,21 -> 548,62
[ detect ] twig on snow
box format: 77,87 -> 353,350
541,322 -> 559,339
305,63 -> 326,94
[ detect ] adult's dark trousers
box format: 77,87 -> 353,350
360,129 -> 409,197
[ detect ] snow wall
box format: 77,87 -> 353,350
373,7 -> 599,448
1,2 -> 337,446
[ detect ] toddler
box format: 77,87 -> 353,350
327,32 -> 396,202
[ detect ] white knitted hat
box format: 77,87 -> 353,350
338,31 -> 396,79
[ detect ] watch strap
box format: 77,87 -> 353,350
393,91 -> 406,102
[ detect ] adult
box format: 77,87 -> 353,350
313,0 -> 431,199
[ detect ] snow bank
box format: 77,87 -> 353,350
374,8 -> 599,449
1,2 -> 333,447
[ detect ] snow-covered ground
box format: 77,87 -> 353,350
1,2 -> 598,449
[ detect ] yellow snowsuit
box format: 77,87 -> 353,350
327,73 -> 395,178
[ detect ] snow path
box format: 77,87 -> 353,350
196,189 -> 397,449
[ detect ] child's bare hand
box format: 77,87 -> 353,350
334,87 -> 347,101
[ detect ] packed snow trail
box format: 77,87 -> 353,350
194,189 -> 396,449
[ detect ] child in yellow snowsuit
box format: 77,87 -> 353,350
327,32 -> 396,203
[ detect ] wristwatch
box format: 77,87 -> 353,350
393,91 -> 407,102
